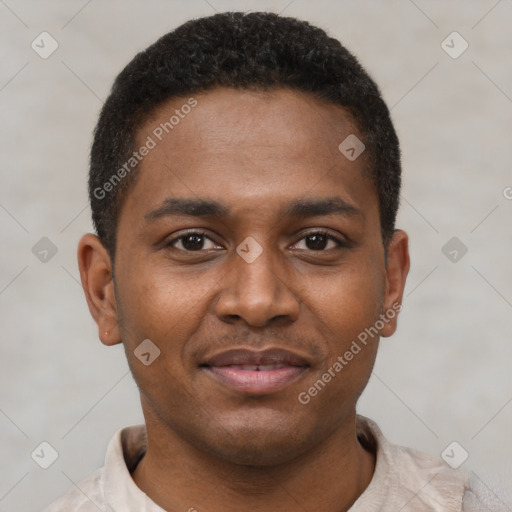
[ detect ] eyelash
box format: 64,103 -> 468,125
166,229 -> 346,252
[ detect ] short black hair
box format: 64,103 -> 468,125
89,11 -> 401,258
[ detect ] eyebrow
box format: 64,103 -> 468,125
284,197 -> 362,219
144,196 -> 363,221
145,198 -> 229,221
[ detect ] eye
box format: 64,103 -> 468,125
291,230 -> 345,251
165,229 -> 345,253
167,231 -> 222,252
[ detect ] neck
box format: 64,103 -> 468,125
131,413 -> 375,512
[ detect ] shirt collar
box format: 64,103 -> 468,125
99,415 -> 467,511
102,424 -> 165,511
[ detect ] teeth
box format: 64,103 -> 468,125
230,364 -> 286,371
258,364 -> 285,370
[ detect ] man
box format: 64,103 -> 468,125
45,11 -> 501,511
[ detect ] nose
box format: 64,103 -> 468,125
215,242 -> 300,328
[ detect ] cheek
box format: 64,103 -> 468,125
315,259 -> 385,338
114,266 -> 203,408
299,272 -> 383,409
117,263 -> 204,338
301,255 -> 384,402
114,262 -> 221,389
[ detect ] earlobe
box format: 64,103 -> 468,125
380,230 -> 410,338
77,234 -> 121,346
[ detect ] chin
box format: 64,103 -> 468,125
207,435 -> 309,467
191,414 -> 321,467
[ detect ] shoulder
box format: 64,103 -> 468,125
41,424 -> 147,512
42,467 -> 105,511
356,415 -> 468,511
462,471 -> 512,512
393,443 -> 469,509
357,416 -> 512,512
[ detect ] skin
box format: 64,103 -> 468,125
78,88 -> 410,512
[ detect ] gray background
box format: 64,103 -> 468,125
1,0 -> 511,510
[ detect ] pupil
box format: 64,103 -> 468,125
183,235 -> 204,251
306,234 -> 327,250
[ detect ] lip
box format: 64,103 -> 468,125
201,348 -> 310,395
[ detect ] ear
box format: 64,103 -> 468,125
77,234 -> 121,346
380,229 -> 410,338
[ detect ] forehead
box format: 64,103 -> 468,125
140,87 -> 360,162
123,87 -> 376,223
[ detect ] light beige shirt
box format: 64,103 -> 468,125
43,415 -> 506,511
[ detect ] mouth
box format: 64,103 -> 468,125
200,348 -> 310,395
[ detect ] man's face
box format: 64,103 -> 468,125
110,88 -> 404,465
